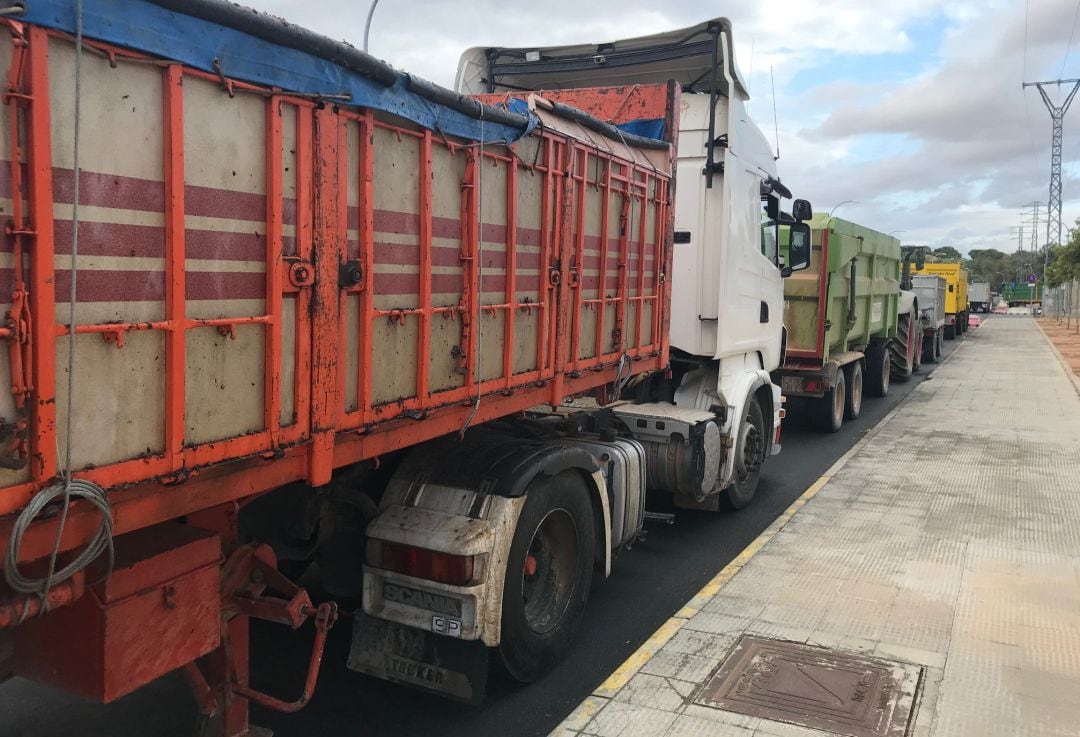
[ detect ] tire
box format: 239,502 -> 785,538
843,361 -> 863,420
923,334 -> 937,364
722,396 -> 767,510
864,342 -> 890,398
936,329 -> 944,358
810,368 -> 845,433
889,309 -> 917,382
944,323 -> 956,340
498,471 -> 595,683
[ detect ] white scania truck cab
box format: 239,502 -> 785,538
346,20 -> 812,702
456,19 -> 813,510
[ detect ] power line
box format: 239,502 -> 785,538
1062,0 -> 1080,78
1021,0 -> 1042,170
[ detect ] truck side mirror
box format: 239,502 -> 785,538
915,252 -> 926,270
792,199 -> 813,222
787,222 -> 812,273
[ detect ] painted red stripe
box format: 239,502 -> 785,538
187,228 -> 266,262
186,184 -> 266,222
50,220 -> 165,258
51,167 -> 164,213
187,271 -> 266,301
373,273 -> 542,296
51,269 -> 165,302
0,267 -> 269,303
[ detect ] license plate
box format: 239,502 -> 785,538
781,376 -> 803,395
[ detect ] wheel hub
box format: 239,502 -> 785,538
520,509 -> 577,634
737,422 -> 762,480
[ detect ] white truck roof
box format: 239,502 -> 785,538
456,18 -> 749,99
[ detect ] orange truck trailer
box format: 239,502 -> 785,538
0,0 -> 686,732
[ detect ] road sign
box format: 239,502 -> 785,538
1028,273 -> 1036,284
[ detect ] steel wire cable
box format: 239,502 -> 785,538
2,0 -> 113,613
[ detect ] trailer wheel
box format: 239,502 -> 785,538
722,396 -> 767,509
923,334 -> 937,364
936,329 -> 944,358
811,369 -> 845,433
498,471 -> 595,683
843,361 -> 863,421
864,342 -> 890,398
944,323 -> 955,340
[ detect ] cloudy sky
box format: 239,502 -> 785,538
245,0 -> 1080,256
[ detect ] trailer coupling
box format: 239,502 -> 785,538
187,544 -> 339,721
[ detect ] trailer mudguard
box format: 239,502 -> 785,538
362,431 -> 611,648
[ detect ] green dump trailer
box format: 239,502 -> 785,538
775,216 -> 917,432
1001,282 -> 1042,306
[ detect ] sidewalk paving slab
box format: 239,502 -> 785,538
552,317 -> 1080,737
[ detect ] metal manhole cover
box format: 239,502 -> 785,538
696,636 -> 922,737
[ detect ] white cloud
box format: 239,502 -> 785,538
241,0 -> 1080,254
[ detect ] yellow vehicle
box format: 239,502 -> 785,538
914,263 -> 969,339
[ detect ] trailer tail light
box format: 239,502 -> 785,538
371,541 -> 475,586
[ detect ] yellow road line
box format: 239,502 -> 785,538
594,472 -> 834,697
587,387 -> 919,701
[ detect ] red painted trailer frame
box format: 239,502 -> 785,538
0,11 -> 673,735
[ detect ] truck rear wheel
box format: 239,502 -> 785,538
923,334 -> 937,364
936,330 -> 944,358
944,323 -> 956,340
723,396 -> 766,509
843,361 -> 863,420
864,342 -> 890,398
811,369 -> 845,433
498,471 -> 595,683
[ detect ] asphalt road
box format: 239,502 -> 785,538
1,332 -> 965,737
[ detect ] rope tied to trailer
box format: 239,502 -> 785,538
2,0 -> 114,618
460,108 -> 485,437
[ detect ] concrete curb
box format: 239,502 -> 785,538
558,338 -> 963,732
1033,318 -> 1080,397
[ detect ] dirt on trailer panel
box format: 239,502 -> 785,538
1038,318 -> 1080,379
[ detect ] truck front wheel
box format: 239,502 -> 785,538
723,396 -> 766,509
498,471 -> 595,683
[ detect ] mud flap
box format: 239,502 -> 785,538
347,612 -> 489,704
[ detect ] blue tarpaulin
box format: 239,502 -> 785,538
19,0 -> 531,144
615,119 -> 665,142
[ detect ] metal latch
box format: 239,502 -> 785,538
287,260 -> 315,288
339,259 -> 363,289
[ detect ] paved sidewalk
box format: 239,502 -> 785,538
554,317 -> 1080,737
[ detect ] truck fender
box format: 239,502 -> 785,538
898,289 -> 917,316
478,467 -> 611,645
365,436 -> 610,648
674,359 -> 777,491
716,369 -> 776,489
